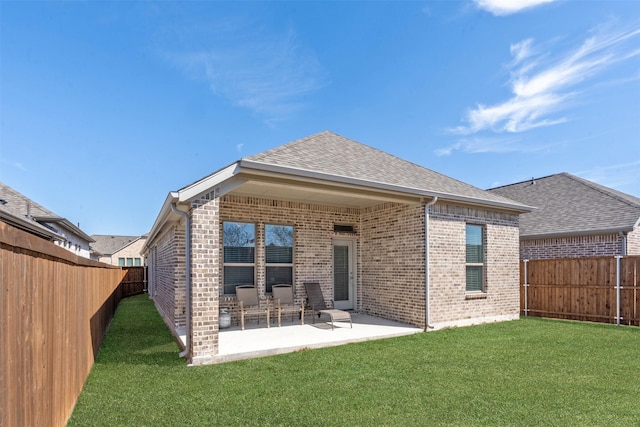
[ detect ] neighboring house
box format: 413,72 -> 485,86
488,172 -> 640,260
91,235 -> 147,266
142,131 -> 532,365
0,182 -> 95,258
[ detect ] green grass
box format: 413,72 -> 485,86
69,295 -> 640,426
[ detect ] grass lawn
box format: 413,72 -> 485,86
69,294 -> 640,426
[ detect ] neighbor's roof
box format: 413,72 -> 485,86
91,235 -> 145,256
0,182 -> 94,243
186,131 -> 532,211
488,172 -> 640,238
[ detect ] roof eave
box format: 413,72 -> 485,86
0,211 -> 64,241
143,192 -> 179,254
33,216 -> 95,242
521,225 -> 637,240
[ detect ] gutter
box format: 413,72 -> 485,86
171,203 -> 191,359
424,196 -> 438,331
520,226 -> 636,240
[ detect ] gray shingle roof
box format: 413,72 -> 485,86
91,235 -> 142,256
488,172 -> 640,237
244,131 -> 528,209
0,182 -> 94,242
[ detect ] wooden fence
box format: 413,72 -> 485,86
520,256 -> 640,326
0,222 -> 127,427
121,266 -> 146,297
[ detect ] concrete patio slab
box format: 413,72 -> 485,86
179,313 -> 423,364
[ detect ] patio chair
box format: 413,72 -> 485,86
303,282 -> 352,330
236,285 -> 270,331
272,284 -> 305,327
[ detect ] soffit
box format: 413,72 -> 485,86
227,175 -> 422,208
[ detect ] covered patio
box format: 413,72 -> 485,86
178,313 -> 423,364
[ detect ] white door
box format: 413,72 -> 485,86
333,239 -> 355,310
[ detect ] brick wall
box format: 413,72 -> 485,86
150,224 -> 185,330
217,194 -> 360,319
189,190 -> 220,364
520,233 -> 626,259
627,229 -> 640,256
160,193 -> 522,362
428,203 -> 521,328
360,203 -> 426,326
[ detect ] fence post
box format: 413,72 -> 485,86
616,255 -> 622,326
523,259 -> 529,318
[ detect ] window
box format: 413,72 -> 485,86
265,224 -> 293,293
223,222 -> 255,294
134,258 -> 141,266
118,258 -> 125,266
126,258 -> 133,266
466,224 -> 484,292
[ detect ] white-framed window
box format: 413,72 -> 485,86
264,224 -> 294,293
118,257 -> 125,266
223,221 -> 255,294
466,224 -> 485,292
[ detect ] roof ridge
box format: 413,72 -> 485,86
563,172 -> 640,208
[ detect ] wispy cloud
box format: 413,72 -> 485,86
474,0 -> 556,16
165,21 -> 327,125
435,135 -> 556,156
575,160 -> 640,195
452,22 -> 640,135
0,158 -> 29,173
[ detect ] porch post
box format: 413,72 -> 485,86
189,189 -> 221,365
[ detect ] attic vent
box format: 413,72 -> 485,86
334,224 -> 355,233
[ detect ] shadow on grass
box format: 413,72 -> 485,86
94,294 -> 184,367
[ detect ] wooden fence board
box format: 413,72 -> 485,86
521,256 -> 640,326
0,222 -> 128,427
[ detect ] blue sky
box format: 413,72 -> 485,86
1,0 -> 639,236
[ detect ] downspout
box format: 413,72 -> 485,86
171,203 -> 191,359
424,196 -> 438,331
619,231 -> 627,256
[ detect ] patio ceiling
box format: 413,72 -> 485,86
228,173 -> 424,209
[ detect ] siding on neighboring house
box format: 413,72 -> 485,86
520,233 -> 627,260
488,173 -> 640,260
625,229 -> 640,255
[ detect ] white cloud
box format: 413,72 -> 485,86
236,143 -> 244,153
575,160 -> 640,195
435,135 -> 554,156
474,0 -> 556,16
166,23 -> 327,125
453,23 -> 640,135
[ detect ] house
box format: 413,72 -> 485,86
91,234 -> 147,266
142,131 -> 532,365
0,182 -> 95,259
488,172 -> 640,259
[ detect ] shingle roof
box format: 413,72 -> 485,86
0,182 -> 93,242
488,172 -> 640,238
91,235 -> 143,255
0,182 -> 58,218
244,131 -> 528,209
